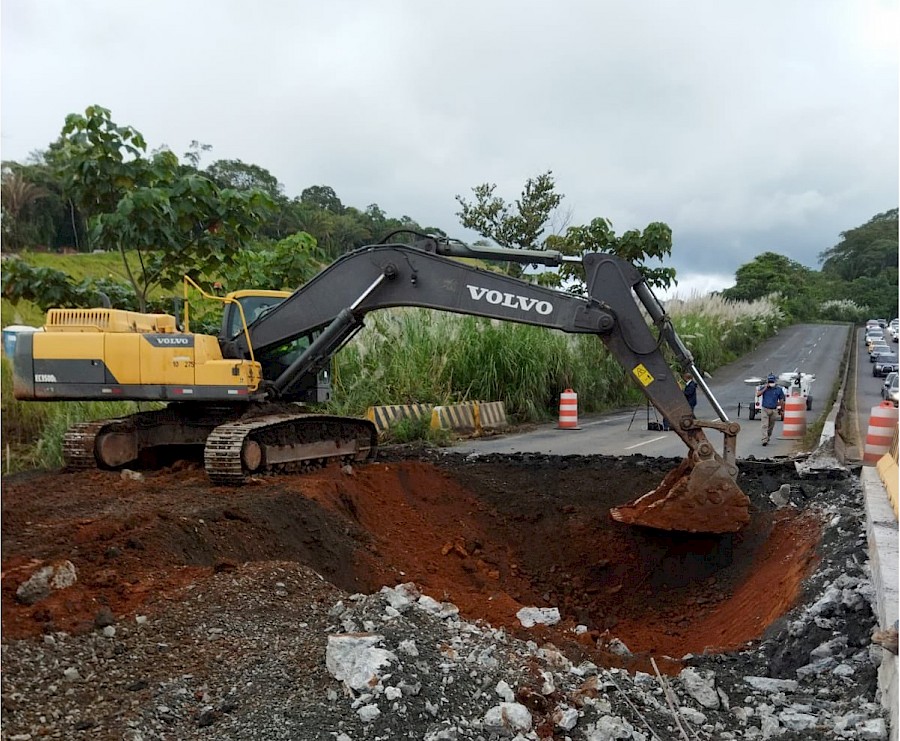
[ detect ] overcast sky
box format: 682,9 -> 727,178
2,0 -> 897,297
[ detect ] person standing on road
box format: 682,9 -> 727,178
683,372 -> 698,411
756,374 -> 785,446
662,372 -> 699,430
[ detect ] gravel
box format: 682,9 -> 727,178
1,464 -> 892,740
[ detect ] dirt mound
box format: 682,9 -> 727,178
1,451 -> 825,674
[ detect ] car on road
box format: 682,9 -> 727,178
867,336 -> 888,353
889,377 -> 900,407
869,344 -> 892,361
881,372 -> 898,399
873,353 -> 899,377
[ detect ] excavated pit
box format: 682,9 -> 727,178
1,450 -> 826,673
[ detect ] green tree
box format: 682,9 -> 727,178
47,105 -> 274,311
0,167 -> 52,250
219,232 -> 328,292
819,208 -> 899,281
545,218 -> 676,292
205,159 -> 283,200
457,171 -> 675,290
456,171 -> 562,277
7,154 -> 86,251
721,252 -> 822,321
301,185 -> 344,214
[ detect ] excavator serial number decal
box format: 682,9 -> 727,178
632,364 -> 654,386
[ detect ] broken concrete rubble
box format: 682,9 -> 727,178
14,559 -> 77,605
516,606 -> 561,628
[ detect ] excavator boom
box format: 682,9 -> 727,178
225,238 -> 748,533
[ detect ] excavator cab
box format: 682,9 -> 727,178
220,291 -> 332,404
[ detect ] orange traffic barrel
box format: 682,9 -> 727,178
780,395 -> 807,439
556,388 -> 580,430
863,401 -> 899,465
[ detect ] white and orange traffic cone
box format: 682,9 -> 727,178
556,388 -> 580,430
863,401 -> 899,465
779,395 -> 807,439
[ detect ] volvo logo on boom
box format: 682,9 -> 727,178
466,285 -> 553,315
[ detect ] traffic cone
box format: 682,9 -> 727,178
779,395 -> 807,439
556,389 -> 580,430
863,401 -> 899,465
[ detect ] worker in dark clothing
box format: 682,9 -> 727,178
683,372 -> 698,411
662,372 -> 699,430
756,373 -> 786,446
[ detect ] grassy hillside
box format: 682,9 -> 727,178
19,250 -> 139,284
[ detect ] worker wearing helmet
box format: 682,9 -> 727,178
756,374 -> 786,446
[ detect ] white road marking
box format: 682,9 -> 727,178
624,435 -> 668,450
579,414 -> 633,427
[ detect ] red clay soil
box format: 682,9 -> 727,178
1,454 -> 821,673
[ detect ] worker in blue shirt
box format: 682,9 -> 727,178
756,374 -> 786,446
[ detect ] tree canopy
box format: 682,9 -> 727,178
722,209 -> 899,321
819,208 -> 898,281
457,171 -> 676,290
47,105 -> 274,310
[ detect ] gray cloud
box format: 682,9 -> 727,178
2,0 -> 896,287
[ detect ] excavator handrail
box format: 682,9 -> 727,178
182,275 -> 257,365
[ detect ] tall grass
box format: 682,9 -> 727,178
330,296 -> 785,422
18,250 -> 138,284
665,293 -> 785,370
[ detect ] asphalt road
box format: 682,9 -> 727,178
451,323 -> 852,461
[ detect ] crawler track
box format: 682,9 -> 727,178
205,414 -> 377,485
62,406 -> 377,485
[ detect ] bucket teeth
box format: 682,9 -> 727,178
610,458 -> 750,534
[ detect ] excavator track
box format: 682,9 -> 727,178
204,414 -> 377,485
61,407 -> 377,485
62,420 -> 121,469
62,409 -> 183,471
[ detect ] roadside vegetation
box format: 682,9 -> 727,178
1,104 -> 895,471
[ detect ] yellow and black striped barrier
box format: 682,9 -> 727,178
476,401 -> 508,432
365,404 -> 433,436
431,402 -> 479,434
366,400 -> 509,437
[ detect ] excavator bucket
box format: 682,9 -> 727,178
610,457 -> 750,534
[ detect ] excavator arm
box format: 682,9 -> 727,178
224,238 -> 748,533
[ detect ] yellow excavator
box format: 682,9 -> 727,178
12,236 -> 749,534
